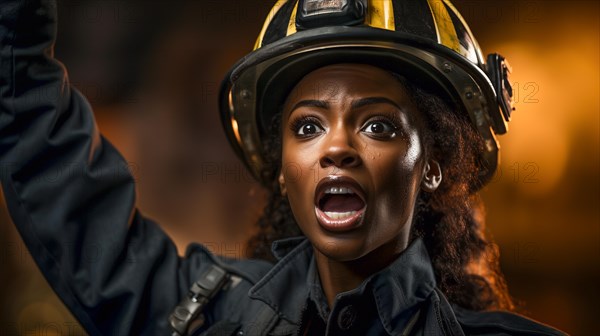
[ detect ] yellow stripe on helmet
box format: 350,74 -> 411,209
367,0 -> 395,31
442,0 -> 483,62
287,0 -> 299,36
254,0 -> 290,50
426,0 -> 460,52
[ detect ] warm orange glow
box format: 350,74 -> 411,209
495,28 -> 599,195
1,1 -> 597,335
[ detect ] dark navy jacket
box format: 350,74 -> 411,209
0,1 -> 568,335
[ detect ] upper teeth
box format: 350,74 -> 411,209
325,186 -> 355,194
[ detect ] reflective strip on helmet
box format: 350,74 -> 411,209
442,0 -> 484,64
287,0 -> 299,36
426,0 -> 460,52
367,0 -> 395,31
442,0 -> 476,40
254,0 -> 291,50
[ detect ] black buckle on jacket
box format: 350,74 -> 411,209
169,265 -> 230,336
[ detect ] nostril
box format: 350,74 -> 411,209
341,156 -> 357,167
320,152 -> 361,169
320,157 -> 336,168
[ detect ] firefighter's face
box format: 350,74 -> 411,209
279,64 -> 441,262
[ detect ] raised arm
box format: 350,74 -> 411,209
0,1 -> 203,334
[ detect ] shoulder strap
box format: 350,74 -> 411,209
169,265 -> 231,336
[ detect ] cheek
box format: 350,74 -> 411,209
369,137 -> 424,212
281,144 -> 318,224
404,130 -> 423,169
375,157 -> 420,203
281,145 -> 317,191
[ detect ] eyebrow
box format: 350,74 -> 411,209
288,97 -> 402,115
350,97 -> 402,110
288,100 -> 329,115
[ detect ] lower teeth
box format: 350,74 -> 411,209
324,211 -> 357,220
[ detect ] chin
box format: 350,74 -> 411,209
310,234 -> 372,262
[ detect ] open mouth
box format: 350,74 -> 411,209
319,187 -> 365,218
314,177 -> 367,232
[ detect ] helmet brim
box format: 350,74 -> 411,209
220,27 -> 501,187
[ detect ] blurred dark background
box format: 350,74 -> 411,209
1,0 -> 598,334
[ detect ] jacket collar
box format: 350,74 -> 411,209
248,237 -> 436,334
248,237 -> 313,323
369,238 -> 437,334
270,236 -> 307,261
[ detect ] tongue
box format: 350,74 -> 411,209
321,194 -> 364,212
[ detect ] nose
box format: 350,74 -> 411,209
319,126 -> 361,169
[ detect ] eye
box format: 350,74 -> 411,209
361,118 -> 398,138
297,123 -> 322,135
290,116 -> 325,137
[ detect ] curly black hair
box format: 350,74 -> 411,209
247,72 -> 515,312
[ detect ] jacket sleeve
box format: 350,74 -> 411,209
0,1 -> 210,334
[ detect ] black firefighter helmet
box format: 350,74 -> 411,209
219,0 -> 515,188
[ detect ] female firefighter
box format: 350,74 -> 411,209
0,0 -> 567,335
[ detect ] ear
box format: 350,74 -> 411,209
278,171 -> 287,196
421,160 -> 442,192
